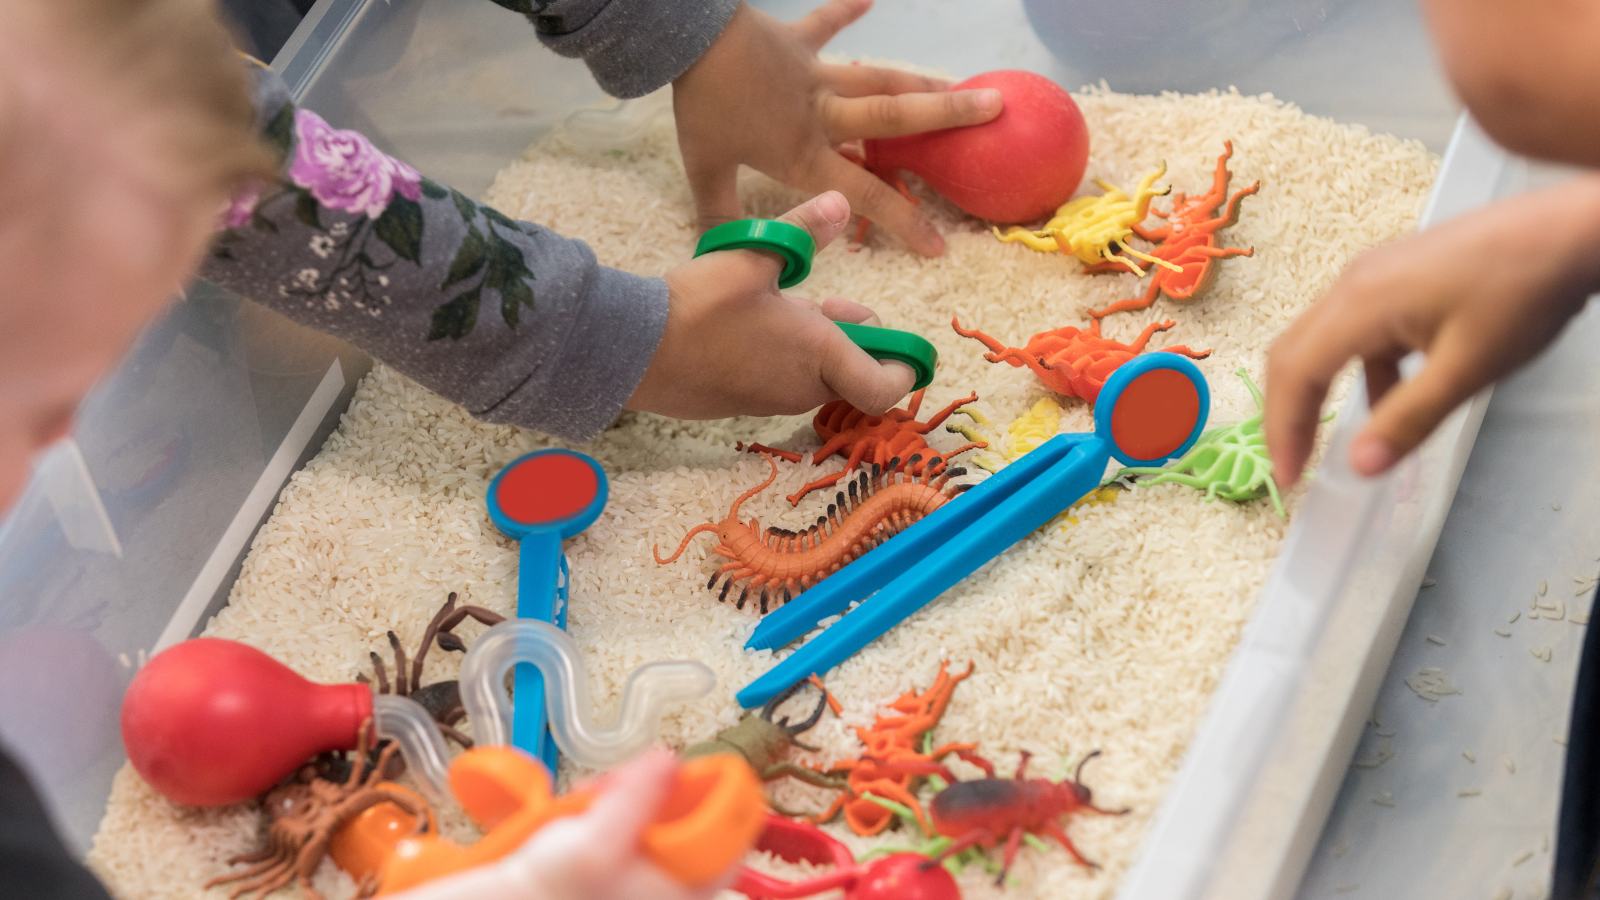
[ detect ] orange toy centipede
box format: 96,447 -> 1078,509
653,454 -> 967,614
951,315 -> 1210,404
815,660 -> 992,836
1087,142 -> 1260,319
739,388 -> 985,507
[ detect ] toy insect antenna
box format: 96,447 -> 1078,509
1071,748 -> 1102,784
761,677 -> 831,746
652,454 -> 781,564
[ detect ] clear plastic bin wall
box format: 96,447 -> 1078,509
0,0 -> 1461,873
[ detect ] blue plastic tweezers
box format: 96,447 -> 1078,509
737,354 -> 1211,708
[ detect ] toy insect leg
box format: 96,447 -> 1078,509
229,868 -> 295,900
913,391 -> 980,433
857,780 -> 934,832
205,855 -> 278,889
950,318 -> 1012,356
929,827 -> 999,864
995,826 -> 1027,887
1088,272 -> 1164,319
860,755 -> 959,783
740,442 -> 805,463
1157,343 -> 1212,360
990,348 -> 1059,382
761,762 -> 847,791
1124,319 -> 1177,352
929,741 -> 996,778
1040,820 -> 1099,869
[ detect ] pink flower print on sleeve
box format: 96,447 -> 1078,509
218,183 -> 261,230
286,108 -> 422,218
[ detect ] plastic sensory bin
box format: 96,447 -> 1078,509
0,1 -> 1533,898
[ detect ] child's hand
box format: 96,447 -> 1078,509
1265,175 -> 1600,489
388,750 -> 729,900
629,190 -> 917,420
672,0 -> 1003,257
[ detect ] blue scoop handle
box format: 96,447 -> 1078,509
745,431 -> 1098,652
736,432 -> 1111,708
513,532 -> 563,771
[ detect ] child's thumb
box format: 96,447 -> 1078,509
817,320 -> 915,415
778,191 -> 852,254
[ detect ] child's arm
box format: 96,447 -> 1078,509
200,67 -> 911,442
1421,0 -> 1600,168
490,0 -> 1003,256
1264,175 -> 1600,488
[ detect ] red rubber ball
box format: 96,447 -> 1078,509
864,69 -> 1089,224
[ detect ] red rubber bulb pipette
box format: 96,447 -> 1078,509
121,638 -> 372,806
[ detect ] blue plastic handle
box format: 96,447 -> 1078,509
737,433 -> 1106,708
736,353 -> 1210,709
486,450 -> 608,772
744,432 -> 1099,652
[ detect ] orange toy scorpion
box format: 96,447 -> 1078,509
951,315 -> 1210,404
739,388 -> 985,506
1087,142 -> 1260,319
813,661 -> 994,837
653,454 -> 969,614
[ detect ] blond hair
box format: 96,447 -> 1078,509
22,0 -> 277,196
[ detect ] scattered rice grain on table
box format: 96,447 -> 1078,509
87,85 -> 1436,899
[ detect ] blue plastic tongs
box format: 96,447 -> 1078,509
736,354 -> 1211,708
486,449 -> 609,773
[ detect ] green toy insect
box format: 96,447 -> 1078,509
1115,368 -> 1305,517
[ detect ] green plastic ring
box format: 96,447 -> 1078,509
692,218 -> 939,391
835,322 -> 938,392
694,219 -> 815,289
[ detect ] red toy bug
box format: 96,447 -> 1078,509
733,813 -> 961,900
901,750 -> 1129,886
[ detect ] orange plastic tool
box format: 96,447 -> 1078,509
329,782 -> 436,885
377,748 -> 766,893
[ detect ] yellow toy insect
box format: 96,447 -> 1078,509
993,163 -> 1180,275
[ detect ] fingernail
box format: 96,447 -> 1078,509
817,191 -> 849,227
970,88 -> 1003,116
1349,433 -> 1396,476
921,229 -> 946,257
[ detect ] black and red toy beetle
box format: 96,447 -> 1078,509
917,749 -> 1130,886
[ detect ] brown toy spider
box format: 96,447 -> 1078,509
205,721 -> 429,900
359,591 -> 506,749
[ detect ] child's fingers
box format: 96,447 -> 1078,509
790,0 -> 872,52
574,749 -> 678,852
1265,302 -> 1357,490
684,154 -> 743,234
776,190 -> 853,254
816,323 -> 915,415
807,151 -> 942,257
1355,331 -> 1485,477
817,296 -> 882,327
727,192 -> 853,287
1363,356 -> 1402,408
822,89 -> 1002,142
819,63 -> 950,98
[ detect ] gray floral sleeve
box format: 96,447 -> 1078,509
488,0 -> 739,98
200,67 -> 669,442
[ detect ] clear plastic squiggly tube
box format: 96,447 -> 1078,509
372,692 -> 454,803
461,620 -> 715,767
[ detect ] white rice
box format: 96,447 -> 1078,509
87,86 -> 1436,899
